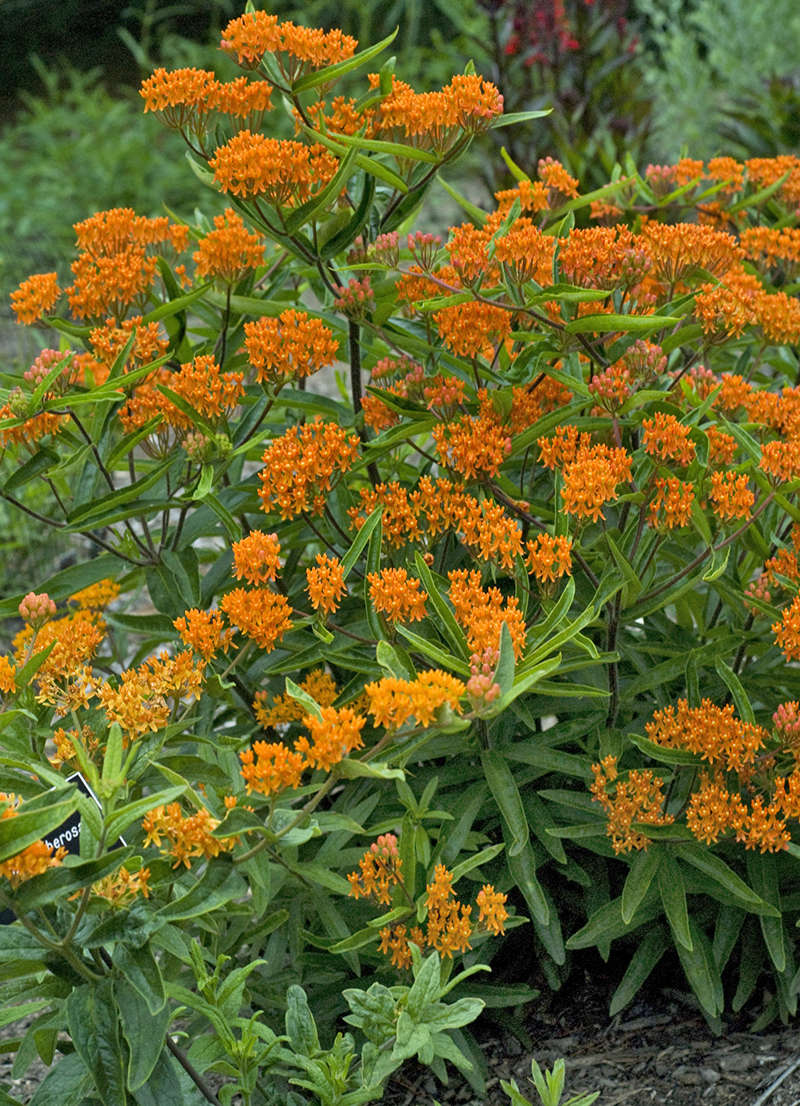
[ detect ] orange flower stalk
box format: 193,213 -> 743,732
424,864 -> 473,957
365,671 -> 465,730
347,834 -> 403,905
367,567 -> 427,623
220,588 -> 292,652
258,419 -> 359,518
560,445 -> 632,522
244,310 -> 339,384
773,594 -> 800,662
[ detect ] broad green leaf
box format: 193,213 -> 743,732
335,758 -> 404,781
116,943 -> 165,1015
566,313 -> 680,334
28,1053 -> 95,1106
13,850 -> 135,913
66,981 -> 128,1106
158,864 -> 246,922
449,843 -> 505,885
115,978 -> 171,1091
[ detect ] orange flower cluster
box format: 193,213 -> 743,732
66,208 -> 188,321
448,568 -> 526,659
89,864 -> 151,905
119,355 -> 244,435
773,594 -> 800,662
367,567 -> 427,623
645,699 -> 768,774
433,300 -> 512,360
708,470 -> 754,520
253,668 -> 338,729
365,671 -> 465,729
760,439 -> 800,483
494,218 -> 554,285
347,833 -> 403,905
173,609 -> 235,660
684,769 -> 800,854
10,272 -> 61,324
559,443 -> 632,522
525,533 -> 573,583
538,157 -> 580,204
244,310 -> 339,384
642,412 -> 696,466
0,657 -> 16,695
209,131 -> 338,205
639,222 -> 743,285
97,649 -> 205,741
220,11 -> 357,73
741,227 -> 800,276
142,802 -> 235,868
14,613 -> 104,690
590,756 -> 674,853
193,209 -> 264,283
141,68 -> 272,130
432,414 -> 511,479
49,724 -> 101,770
295,705 -> 365,770
239,741 -> 305,795
705,424 -> 737,465
220,588 -> 292,652
233,530 -> 281,585
69,578 -> 120,611
306,554 -> 347,616
88,316 -> 168,379
648,476 -> 695,529
372,73 -> 502,155
258,419 -> 360,518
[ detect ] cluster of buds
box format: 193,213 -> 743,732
744,574 -> 772,614
407,231 -> 442,272
347,833 -> 403,905
346,235 -> 370,265
183,430 -> 232,463
371,231 -> 400,267
18,591 -> 57,630
774,701 -> 800,751
645,164 -> 678,198
466,647 -> 502,713
333,276 -> 375,321
23,349 -> 78,397
623,339 -> 668,384
370,354 -> 419,381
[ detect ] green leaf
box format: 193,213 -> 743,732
435,175 -> 487,226
494,623 -> 515,697
66,981 -> 128,1106
675,918 -> 723,1017
116,943 -> 165,1015
681,845 -> 777,915
341,507 -> 382,578
28,1053 -> 95,1106
413,552 -> 469,659
284,142 -> 359,234
490,109 -> 552,128
621,849 -> 662,925
285,677 -> 323,722
627,732 -> 698,766
115,978 -> 171,1091
285,985 -> 320,1056
713,658 -> 754,724
506,842 -> 549,927
0,792 -> 78,865
566,313 -> 680,334
658,854 -> 692,951
449,843 -> 505,885
747,852 -> 785,973
481,750 -> 528,857
158,864 -> 245,923
609,927 -> 669,1016
335,758 -> 404,781
304,125 -> 439,164
292,27 -> 398,93
13,850 -> 135,913
3,446 -> 59,495
105,786 -> 186,843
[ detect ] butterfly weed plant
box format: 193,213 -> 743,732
2,4 -> 800,1102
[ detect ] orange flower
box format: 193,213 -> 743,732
0,657 -> 16,695
193,208 -> 264,283
525,533 -> 573,583
648,476 -> 695,529
258,419 -> 359,518
560,445 -> 632,522
590,755 -> 674,854
372,73 -> 502,155
365,671 -> 465,729
239,740 -> 306,796
10,272 -> 60,324
209,131 -> 338,205
708,470 -> 754,520
368,567 -> 427,623
97,649 -> 204,741
642,412 -> 696,466
306,554 -> 347,616
424,864 -> 473,957
432,414 -> 511,479
760,439 -> 800,483
139,67 -> 217,126
705,424 -> 737,465
0,795 -> 67,887
253,668 -> 338,728
69,578 -> 120,611
221,11 -> 357,73
448,567 -> 526,658
232,530 -> 281,585
244,310 -> 338,383
348,834 -> 403,905
220,588 -> 292,652
119,356 -> 244,434
434,300 -> 512,360
173,609 -> 234,660
773,594 -> 800,661
494,218 -> 554,285
142,803 -> 234,868
685,772 -> 747,847
475,885 -> 508,935
294,705 -> 365,770
645,699 -> 767,774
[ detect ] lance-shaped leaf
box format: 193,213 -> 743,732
0,789 -> 78,865
482,750 -> 529,857
292,27 -> 399,93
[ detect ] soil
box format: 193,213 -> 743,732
383,968 -> 800,1106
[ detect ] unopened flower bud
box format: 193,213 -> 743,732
19,591 -> 56,629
